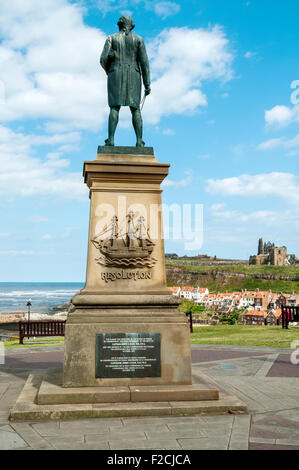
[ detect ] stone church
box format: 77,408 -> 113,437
249,238 -> 289,266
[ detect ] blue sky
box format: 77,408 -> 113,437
0,0 -> 298,281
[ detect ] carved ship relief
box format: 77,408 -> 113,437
92,211 -> 157,268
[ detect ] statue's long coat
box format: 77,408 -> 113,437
100,31 -> 151,109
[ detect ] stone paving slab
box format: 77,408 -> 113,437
228,415 -> 251,450
46,439 -> 109,450
59,417 -> 123,429
195,356 -> 274,377
109,423 -> 170,432
276,438 -> 299,446
145,429 -> 207,439
165,423 -> 232,435
0,424 -> 28,450
191,349 -> 268,364
108,439 -> 181,450
249,443 -> 299,450
10,423 -> 54,450
250,437 -> 276,445
178,437 -> 230,450
2,351 -> 63,370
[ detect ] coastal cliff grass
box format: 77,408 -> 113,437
166,260 -> 299,276
191,325 -> 299,349
166,262 -> 299,293
200,279 -> 299,294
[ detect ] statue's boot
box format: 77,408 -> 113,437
105,138 -> 114,146
136,139 -> 145,147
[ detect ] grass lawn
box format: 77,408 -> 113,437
191,325 -> 299,349
3,337 -> 65,349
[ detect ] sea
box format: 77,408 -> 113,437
0,282 -> 84,314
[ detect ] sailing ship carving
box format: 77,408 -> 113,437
92,211 -> 157,268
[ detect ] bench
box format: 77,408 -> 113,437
19,321 -> 66,345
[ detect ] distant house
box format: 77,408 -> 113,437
194,288 -> 209,303
180,287 -> 195,301
254,290 -> 272,311
273,292 -> 299,308
266,309 -> 282,326
239,290 -> 256,309
244,310 -> 267,326
288,292 -> 299,307
165,253 -> 178,258
198,294 -> 216,307
168,286 -> 181,297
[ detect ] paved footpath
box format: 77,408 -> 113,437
1,344 -> 299,450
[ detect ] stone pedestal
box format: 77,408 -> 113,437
63,147 -> 192,388
10,147 -> 248,421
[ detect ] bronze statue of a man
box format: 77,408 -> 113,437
100,15 -> 151,147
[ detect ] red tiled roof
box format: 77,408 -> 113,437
245,310 -> 267,318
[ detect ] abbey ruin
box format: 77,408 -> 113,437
249,238 -> 299,266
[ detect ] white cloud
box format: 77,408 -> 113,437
0,0 -> 107,130
265,105 -> 299,128
153,2 -> 180,19
162,171 -> 192,188
0,250 -> 55,256
205,203 -> 299,258
61,226 -> 80,239
27,215 -> 48,223
258,134 -> 299,153
0,1 -> 233,131
198,153 -> 212,160
42,234 -> 53,240
162,128 -> 175,135
0,125 -> 88,200
206,172 -> 299,205
145,25 -> 233,124
210,203 -> 282,225
95,0 -> 139,15
244,51 -> 255,59
96,0 -> 180,18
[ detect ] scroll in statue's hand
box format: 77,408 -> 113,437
145,87 -> 151,96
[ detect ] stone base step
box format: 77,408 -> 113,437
37,368 -> 219,405
9,371 -> 247,422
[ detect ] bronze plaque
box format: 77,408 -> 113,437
95,333 -> 161,379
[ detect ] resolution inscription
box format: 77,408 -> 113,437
101,270 -> 152,283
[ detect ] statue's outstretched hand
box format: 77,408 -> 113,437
145,87 -> 151,96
